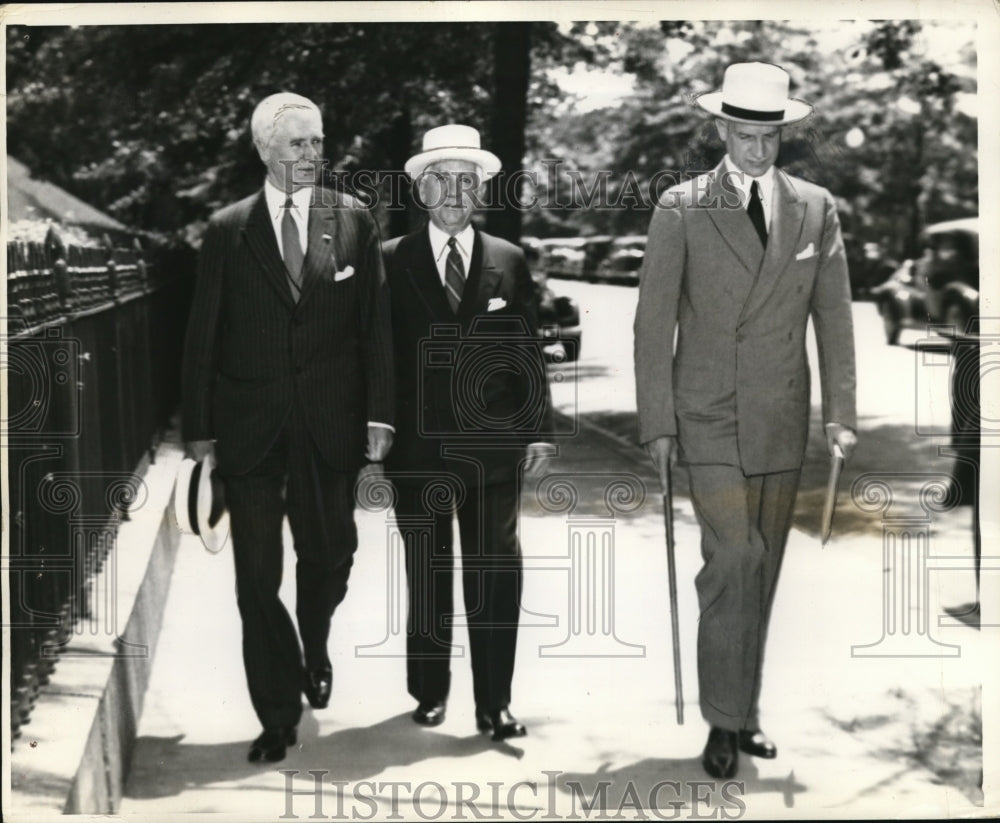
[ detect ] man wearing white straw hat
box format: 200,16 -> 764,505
382,124 -> 553,741
634,62 -> 857,777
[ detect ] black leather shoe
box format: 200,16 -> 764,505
702,727 -> 739,778
738,729 -> 777,759
413,700 -> 447,726
304,666 -> 333,709
248,726 -> 297,763
476,707 -> 527,741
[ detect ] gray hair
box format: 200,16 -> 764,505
250,93 -> 321,149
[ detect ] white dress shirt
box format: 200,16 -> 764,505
723,155 -> 775,231
428,221 -> 474,285
263,179 -> 311,257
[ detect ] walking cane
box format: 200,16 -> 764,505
821,443 -> 845,547
660,461 -> 685,724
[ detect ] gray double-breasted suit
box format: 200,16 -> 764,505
634,161 -> 856,730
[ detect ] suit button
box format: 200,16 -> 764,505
787,332 -> 793,341
296,366 -> 304,376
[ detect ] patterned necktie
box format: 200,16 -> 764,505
281,196 -> 304,297
444,236 -> 465,314
747,180 -> 768,248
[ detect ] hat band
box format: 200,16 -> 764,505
721,102 -> 785,122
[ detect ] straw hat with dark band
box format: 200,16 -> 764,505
695,62 -> 813,126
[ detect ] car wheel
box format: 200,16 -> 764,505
880,301 -> 901,346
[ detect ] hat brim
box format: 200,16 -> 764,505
695,91 -> 813,126
196,452 -> 229,554
405,147 -> 502,180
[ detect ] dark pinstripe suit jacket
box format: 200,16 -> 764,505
182,186 -> 393,476
382,226 -> 552,487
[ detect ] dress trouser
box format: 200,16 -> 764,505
221,404 -> 359,730
393,476 -> 522,713
686,463 -> 801,732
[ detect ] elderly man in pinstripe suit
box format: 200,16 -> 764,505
182,93 -> 394,763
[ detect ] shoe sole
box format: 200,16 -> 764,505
413,713 -> 446,727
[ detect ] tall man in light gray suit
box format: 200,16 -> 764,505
634,63 -> 858,778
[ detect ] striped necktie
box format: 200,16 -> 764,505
444,236 -> 465,314
281,196 -> 304,297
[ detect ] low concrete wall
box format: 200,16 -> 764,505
9,439 -> 183,815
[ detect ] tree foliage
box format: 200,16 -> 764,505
6,19 -> 977,258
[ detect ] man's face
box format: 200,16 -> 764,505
418,159 -> 482,235
717,119 -> 781,178
257,109 -> 324,191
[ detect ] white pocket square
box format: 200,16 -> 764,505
334,265 -> 355,282
795,243 -> 816,261
487,297 -> 507,312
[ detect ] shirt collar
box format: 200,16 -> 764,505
264,179 -> 313,220
428,221 -> 475,262
722,155 -> 776,206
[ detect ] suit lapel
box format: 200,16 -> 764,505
297,198 -> 340,305
242,191 -> 296,308
403,229 -> 454,322
458,230 -> 501,325
738,169 -> 807,322
761,169 -> 807,276
704,163 -> 765,276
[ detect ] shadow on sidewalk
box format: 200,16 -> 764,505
126,712 -> 527,800
560,410 -> 971,541
553,758 -> 807,812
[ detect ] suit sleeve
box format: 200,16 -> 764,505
359,212 -> 395,428
181,217 -> 226,442
809,192 -> 857,431
634,196 -> 686,444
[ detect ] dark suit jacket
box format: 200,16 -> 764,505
182,186 -> 393,476
382,226 -> 552,487
634,162 -> 856,474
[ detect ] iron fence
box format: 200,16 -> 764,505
5,226 -> 193,740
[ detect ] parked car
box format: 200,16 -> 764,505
843,233 -> 898,299
595,235 -> 646,285
578,235 -> 615,282
521,238 -> 583,362
543,238 -> 588,280
871,217 -> 979,344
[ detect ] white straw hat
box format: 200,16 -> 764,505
695,62 -> 813,125
174,452 -> 230,554
404,124 -> 501,180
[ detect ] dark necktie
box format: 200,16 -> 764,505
444,236 -> 465,314
747,180 -> 768,248
281,196 -> 304,297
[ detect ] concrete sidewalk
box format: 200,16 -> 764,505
120,417 -> 987,820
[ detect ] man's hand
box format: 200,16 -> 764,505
825,423 -> 857,462
184,439 -> 214,462
367,425 -> 393,462
523,442 -> 556,477
645,435 -> 678,492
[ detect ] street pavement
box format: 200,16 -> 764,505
122,286 -> 990,819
